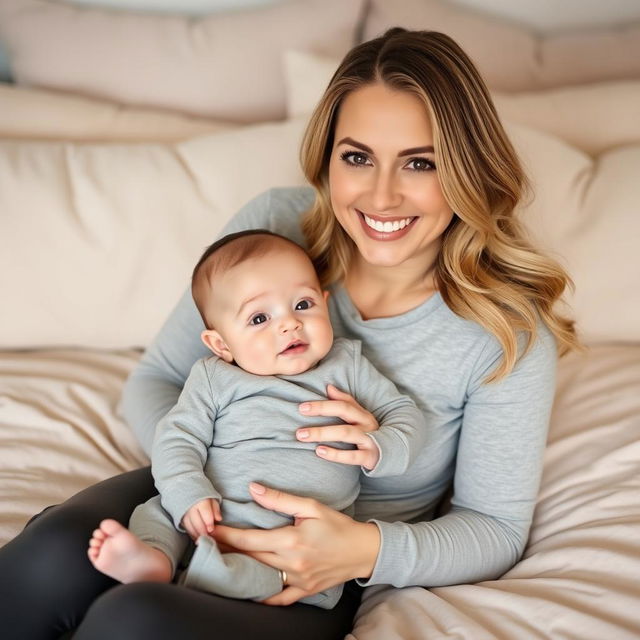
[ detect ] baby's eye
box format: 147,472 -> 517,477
295,299 -> 314,311
340,150 -> 370,167
406,157 -> 435,172
250,313 -> 269,326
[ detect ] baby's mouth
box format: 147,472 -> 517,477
280,340 -> 308,355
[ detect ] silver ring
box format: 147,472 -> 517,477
279,569 -> 288,586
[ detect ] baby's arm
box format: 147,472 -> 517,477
152,358 -> 223,532
351,344 -> 428,478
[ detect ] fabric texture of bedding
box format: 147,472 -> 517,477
1,344 -> 638,639
0,348 -> 147,547
349,344 -> 640,640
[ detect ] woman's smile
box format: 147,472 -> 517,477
356,209 -> 418,241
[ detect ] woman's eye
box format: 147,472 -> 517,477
340,150 -> 370,167
407,157 -> 435,172
250,313 -> 269,326
295,299 -> 313,311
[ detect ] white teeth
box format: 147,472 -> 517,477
363,214 -> 414,233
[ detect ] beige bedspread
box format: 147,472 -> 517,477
350,344 -> 640,639
0,348 -> 147,546
1,344 -> 638,639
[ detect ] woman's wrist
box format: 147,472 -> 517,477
353,521 -> 381,580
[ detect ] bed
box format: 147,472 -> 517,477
1,1 -> 639,638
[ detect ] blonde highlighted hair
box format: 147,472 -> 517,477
300,28 -> 579,382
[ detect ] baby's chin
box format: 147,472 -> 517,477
241,353 -> 326,377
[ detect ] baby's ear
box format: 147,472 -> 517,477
201,330 -> 233,363
323,290 -> 330,302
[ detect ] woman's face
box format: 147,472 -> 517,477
328,82 -> 455,271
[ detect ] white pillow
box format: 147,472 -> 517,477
363,0 -> 640,91
0,118 -> 307,350
0,0 -> 365,123
0,116 -> 637,349
508,122 -> 639,343
0,82 -> 234,142
283,50 -> 338,120
283,50 -> 640,157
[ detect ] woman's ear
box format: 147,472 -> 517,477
201,330 -> 234,363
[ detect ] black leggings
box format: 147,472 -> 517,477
0,467 -> 361,639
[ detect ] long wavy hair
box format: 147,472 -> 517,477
300,28 -> 580,382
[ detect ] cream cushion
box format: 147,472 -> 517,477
0,0 -> 365,123
508,124 -> 638,343
0,118 -> 307,350
283,50 -> 339,120
0,115 -> 637,349
0,83 -> 234,142
492,82 -> 640,156
363,0 -> 640,91
283,50 -> 640,156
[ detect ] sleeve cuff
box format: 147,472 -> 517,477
160,475 -> 222,531
354,519 -> 414,588
362,429 -> 410,477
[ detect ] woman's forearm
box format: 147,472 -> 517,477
121,287 -> 210,454
359,508 -> 526,588
121,371 -> 182,455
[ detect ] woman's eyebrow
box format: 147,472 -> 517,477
336,137 -> 434,157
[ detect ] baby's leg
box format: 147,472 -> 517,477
88,519 -> 172,584
181,535 -> 281,600
181,536 -> 343,609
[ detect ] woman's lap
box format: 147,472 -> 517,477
0,467 -> 156,639
0,467 -> 360,639
73,580 -> 362,640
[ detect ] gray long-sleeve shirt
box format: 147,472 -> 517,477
122,186 -> 558,589
153,338 -> 427,531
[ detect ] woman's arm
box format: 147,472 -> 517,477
214,325 -> 558,597
360,325 -> 558,588
121,187 -> 315,453
121,287 -> 210,454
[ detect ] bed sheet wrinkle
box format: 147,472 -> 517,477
0,348 -> 148,548
349,344 -> 640,639
1,341 -> 639,638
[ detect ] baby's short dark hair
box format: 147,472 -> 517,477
191,229 -> 308,329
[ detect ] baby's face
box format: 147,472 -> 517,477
202,247 -> 334,376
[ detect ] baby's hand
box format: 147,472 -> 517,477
182,498 -> 222,540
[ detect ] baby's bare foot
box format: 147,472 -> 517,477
87,519 -> 172,584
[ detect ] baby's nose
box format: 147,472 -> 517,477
280,315 -> 301,333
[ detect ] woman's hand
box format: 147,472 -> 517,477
297,384 -> 381,470
212,483 -> 380,606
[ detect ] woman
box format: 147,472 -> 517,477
0,28 -> 578,639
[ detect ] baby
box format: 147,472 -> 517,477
88,229 -> 426,609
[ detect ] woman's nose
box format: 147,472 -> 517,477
371,169 -> 402,211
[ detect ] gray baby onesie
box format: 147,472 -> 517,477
130,337 -> 426,608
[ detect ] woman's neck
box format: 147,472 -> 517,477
343,256 -> 438,320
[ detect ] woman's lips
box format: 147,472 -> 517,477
356,209 -> 417,241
